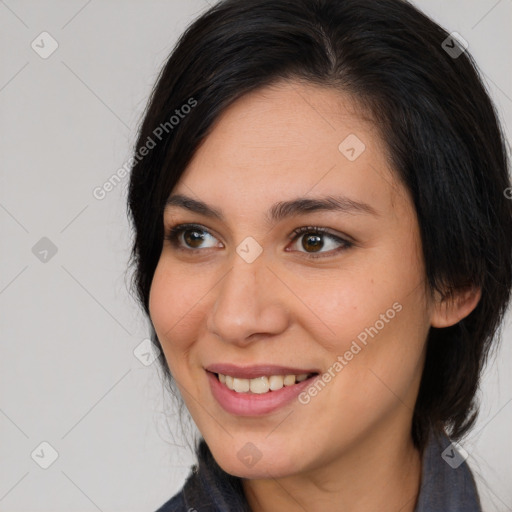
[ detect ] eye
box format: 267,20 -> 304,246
164,223 -> 353,259
287,226 -> 353,259
164,223 -> 222,251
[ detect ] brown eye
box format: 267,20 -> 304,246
289,226 -> 353,259
301,233 -> 323,252
183,228 -> 206,248
164,224 -> 221,251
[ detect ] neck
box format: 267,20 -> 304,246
241,422 -> 423,512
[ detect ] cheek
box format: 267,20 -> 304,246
294,256 -> 421,352
148,259 -> 207,356
296,238 -> 429,386
324,265 -> 428,408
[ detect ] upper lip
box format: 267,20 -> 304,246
205,363 -> 320,379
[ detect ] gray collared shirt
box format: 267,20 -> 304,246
155,430 -> 482,511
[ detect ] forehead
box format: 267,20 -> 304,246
171,80 -> 403,216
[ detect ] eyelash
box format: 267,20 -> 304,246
164,223 -> 353,259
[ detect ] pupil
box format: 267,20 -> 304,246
185,229 -> 204,248
303,233 -> 323,252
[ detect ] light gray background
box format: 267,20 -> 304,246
1,1 -> 511,511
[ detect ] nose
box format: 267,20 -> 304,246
206,252 -> 290,347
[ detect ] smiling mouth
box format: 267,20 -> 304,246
213,372 -> 318,394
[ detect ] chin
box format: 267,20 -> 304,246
207,437 -> 301,479
215,455 -> 297,480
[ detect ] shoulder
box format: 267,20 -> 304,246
154,490 -> 187,512
153,439 -> 249,512
415,430 -> 482,512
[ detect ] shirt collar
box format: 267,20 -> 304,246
415,430 -> 482,511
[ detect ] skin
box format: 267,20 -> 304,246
149,79 -> 481,512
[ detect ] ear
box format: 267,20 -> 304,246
430,285 -> 482,328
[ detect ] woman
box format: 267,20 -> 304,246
127,0 -> 512,510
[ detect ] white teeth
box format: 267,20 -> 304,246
250,376 -> 270,394
283,374 -> 296,386
217,372 -> 313,394
269,375 -> 284,390
233,377 -> 250,393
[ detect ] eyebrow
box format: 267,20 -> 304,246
165,193 -> 379,226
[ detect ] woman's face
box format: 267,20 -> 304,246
149,80 -> 434,479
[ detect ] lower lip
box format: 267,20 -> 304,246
207,371 -> 318,416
